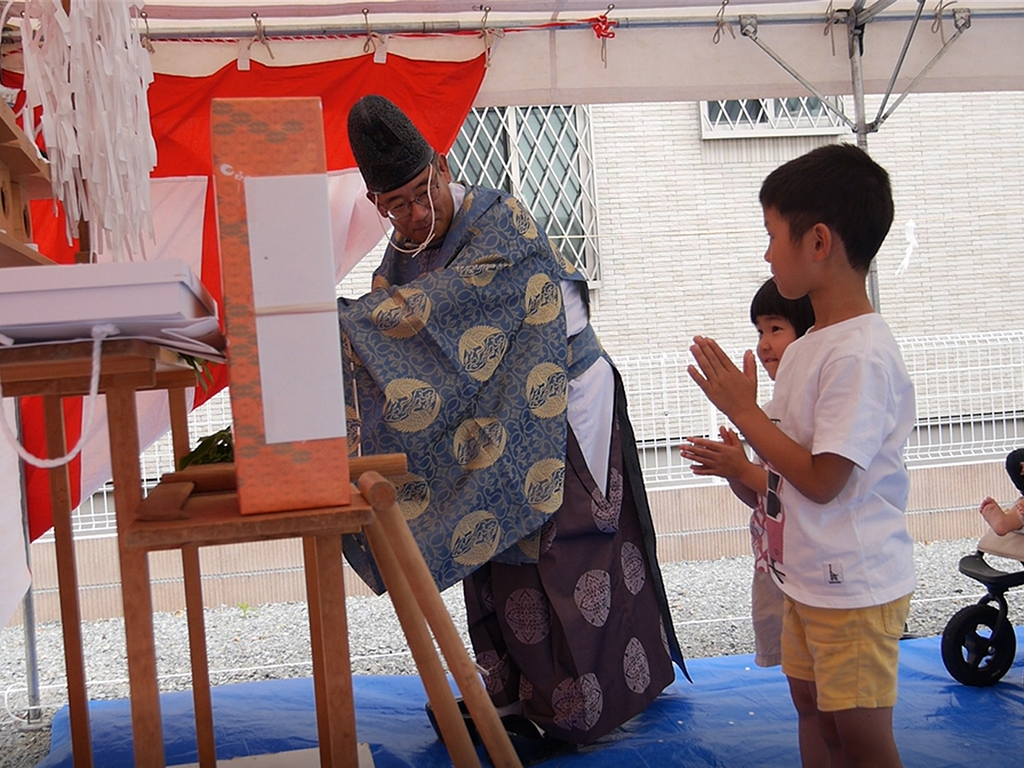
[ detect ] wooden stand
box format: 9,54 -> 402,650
0,340 -> 197,768
125,465 -> 375,768
0,340 -> 521,768
356,472 -> 522,768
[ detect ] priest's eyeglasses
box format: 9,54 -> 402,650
377,174 -> 441,221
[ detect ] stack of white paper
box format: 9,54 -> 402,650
0,259 -> 224,361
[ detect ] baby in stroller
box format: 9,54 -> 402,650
979,448 -> 1024,536
941,448 -> 1024,686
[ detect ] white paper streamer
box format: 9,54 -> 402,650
19,0 -> 156,261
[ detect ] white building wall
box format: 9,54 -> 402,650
587,91 -> 1024,361
869,91 -> 1024,340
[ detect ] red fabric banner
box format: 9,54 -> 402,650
17,52 -> 486,540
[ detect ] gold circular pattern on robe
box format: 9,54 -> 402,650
451,510 -> 501,566
548,239 -> 575,273
524,458 -> 565,514
383,378 -> 441,433
526,362 -> 568,419
459,326 -> 508,382
506,198 -> 538,240
524,273 -> 562,326
453,418 -> 508,470
371,288 -> 431,339
389,472 -> 431,521
371,274 -> 391,292
457,264 -> 498,287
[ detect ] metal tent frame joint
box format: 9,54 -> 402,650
738,4 -> 972,140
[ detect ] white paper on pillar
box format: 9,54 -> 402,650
244,174 -> 347,445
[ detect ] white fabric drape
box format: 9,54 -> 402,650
0,398 -> 30,628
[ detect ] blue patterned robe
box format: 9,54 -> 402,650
338,186 -> 599,591
337,186 -> 686,742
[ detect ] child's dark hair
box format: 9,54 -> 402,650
759,143 -> 894,274
750,278 -> 815,338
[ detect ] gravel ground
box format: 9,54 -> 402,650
3,537 -> 1022,768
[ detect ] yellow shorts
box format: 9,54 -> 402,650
781,593 -> 912,712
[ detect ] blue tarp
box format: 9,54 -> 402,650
38,630 -> 1024,767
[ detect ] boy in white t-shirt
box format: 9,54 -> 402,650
688,144 -> 915,768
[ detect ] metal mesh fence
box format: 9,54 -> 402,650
619,330 -> 1024,489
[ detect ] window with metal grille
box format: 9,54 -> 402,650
448,105 -> 601,284
701,97 -> 847,139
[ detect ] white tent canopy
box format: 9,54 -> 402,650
116,1 -> 1024,107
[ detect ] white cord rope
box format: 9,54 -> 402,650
0,324 -> 119,468
375,162 -> 438,259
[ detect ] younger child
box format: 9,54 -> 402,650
681,277 -> 814,668
979,447 -> 1024,535
688,144 -> 915,768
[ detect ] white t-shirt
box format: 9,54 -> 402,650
767,313 -> 916,609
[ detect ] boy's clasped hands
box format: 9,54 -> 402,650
682,336 -> 761,476
687,336 -> 758,419
681,338 -> 754,478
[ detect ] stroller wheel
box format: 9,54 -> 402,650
941,604 -> 1016,686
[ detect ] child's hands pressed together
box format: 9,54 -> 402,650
687,336 -> 759,419
681,426 -> 750,480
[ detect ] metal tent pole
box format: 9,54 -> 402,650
846,4 -> 882,310
15,401 -> 42,727
740,0 -> 972,314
